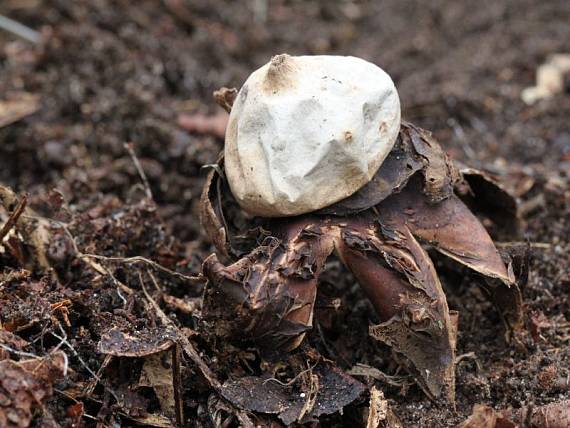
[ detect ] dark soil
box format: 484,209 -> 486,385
0,0 -> 568,427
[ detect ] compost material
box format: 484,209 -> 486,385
0,1 -> 568,427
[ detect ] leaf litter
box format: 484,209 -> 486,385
0,1 -> 568,426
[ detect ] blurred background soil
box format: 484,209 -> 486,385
0,0 -> 568,426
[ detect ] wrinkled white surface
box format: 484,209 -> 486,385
225,54 -> 401,217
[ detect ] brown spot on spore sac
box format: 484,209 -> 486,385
341,163 -> 365,195
263,54 -> 297,93
344,131 -> 353,143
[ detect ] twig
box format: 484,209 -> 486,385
80,253 -> 204,284
0,14 -> 41,44
263,360 -> 319,387
0,342 -> 39,359
0,193 -> 27,242
348,363 -> 412,387
82,354 -> 113,398
172,345 -> 184,427
51,325 -> 120,402
456,351 -> 482,372
124,142 -> 153,200
495,241 -> 550,249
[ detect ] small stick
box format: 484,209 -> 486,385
81,253 -> 204,284
51,326 -> 120,403
124,142 -> 153,200
172,344 -> 184,427
495,241 -> 550,249
0,15 -> 41,44
0,193 -> 27,242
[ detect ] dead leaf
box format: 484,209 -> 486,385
138,351 -> 176,421
0,94 -> 40,128
98,327 -> 177,357
0,353 -> 65,428
458,401 -> 570,428
127,413 -> 174,427
213,87 -> 238,112
457,404 -> 499,428
0,185 -> 75,275
0,330 -> 29,357
220,360 -> 366,425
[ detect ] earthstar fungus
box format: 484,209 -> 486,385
200,55 -> 523,403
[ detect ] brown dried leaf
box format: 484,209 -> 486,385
220,360 -> 366,425
0,353 -> 65,428
0,94 -> 40,128
213,87 -> 238,113
98,327 -> 177,357
17,352 -> 67,384
0,185 -> 75,274
0,330 -> 29,354
501,400 -> 570,428
366,386 -> 403,428
138,351 -> 176,422
127,413 -> 174,428
457,401 -> 570,428
457,404 -> 501,428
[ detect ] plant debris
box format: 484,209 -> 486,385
0,1 -> 568,426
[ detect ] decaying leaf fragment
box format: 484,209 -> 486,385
0,185 -> 75,275
458,400 -> 570,428
138,351 -> 178,422
199,122 -> 524,404
0,352 -> 66,428
220,359 -> 366,425
0,94 -> 40,128
98,326 -> 178,357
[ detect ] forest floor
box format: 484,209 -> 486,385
0,1 -> 568,426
